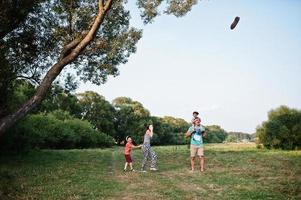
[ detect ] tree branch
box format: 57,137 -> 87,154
99,0 -> 104,10
16,75 -> 40,85
0,0 -> 114,135
104,0 -> 113,12
68,0 -> 113,57
59,37 -> 82,61
59,0 -> 112,61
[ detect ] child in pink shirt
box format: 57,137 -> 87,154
124,136 -> 142,172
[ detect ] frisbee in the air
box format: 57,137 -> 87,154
230,16 -> 240,30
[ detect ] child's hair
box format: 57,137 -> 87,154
126,135 -> 131,141
193,111 -> 199,115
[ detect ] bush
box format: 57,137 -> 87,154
205,125 -> 228,143
0,111 -> 115,151
256,106 -> 301,150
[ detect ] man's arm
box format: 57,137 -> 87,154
185,127 -> 193,138
185,131 -> 191,138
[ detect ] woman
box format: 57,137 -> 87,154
141,124 -> 158,172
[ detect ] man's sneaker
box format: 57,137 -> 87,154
130,169 -> 135,172
140,169 -> 147,172
150,167 -> 158,171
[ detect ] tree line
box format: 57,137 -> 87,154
3,78 -> 298,152
0,80 -> 235,152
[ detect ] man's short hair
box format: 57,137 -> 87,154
193,111 -> 199,115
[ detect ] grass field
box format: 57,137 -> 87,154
1,143 -> 300,200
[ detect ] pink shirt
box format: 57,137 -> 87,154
124,142 -> 133,155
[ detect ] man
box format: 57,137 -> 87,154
185,118 -> 206,172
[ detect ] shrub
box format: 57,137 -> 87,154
256,106 -> 301,150
0,111 -> 115,151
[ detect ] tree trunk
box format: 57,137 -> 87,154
0,0 -> 113,136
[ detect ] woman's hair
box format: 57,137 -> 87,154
144,124 -> 151,132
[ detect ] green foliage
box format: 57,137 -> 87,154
0,50 -> 15,118
1,78 -> 232,149
150,116 -> 189,145
113,97 -> 151,144
2,0 -> 142,87
5,80 -> 36,114
77,91 -> 116,137
137,0 -> 198,23
1,80 -> 232,149
0,111 -> 114,151
256,105 -> 301,150
110,98 -> 190,145
206,125 -> 228,143
164,0 -> 198,17
0,79 -> 35,118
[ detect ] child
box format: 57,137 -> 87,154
124,136 -> 142,172
191,111 -> 201,127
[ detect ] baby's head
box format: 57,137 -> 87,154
126,136 -> 132,143
193,111 -> 199,118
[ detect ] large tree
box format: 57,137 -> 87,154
77,91 -> 116,136
0,0 -> 198,135
113,97 -> 151,143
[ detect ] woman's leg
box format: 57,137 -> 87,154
141,144 -> 150,170
149,147 -> 158,169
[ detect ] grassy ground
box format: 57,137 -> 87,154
0,143 -> 300,200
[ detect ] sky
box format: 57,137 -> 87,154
77,0 -> 301,133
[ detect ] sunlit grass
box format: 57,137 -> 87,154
1,143 -> 300,199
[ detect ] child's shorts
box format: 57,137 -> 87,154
125,154 -> 132,163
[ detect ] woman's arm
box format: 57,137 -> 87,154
148,125 -> 154,137
146,130 -> 153,137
